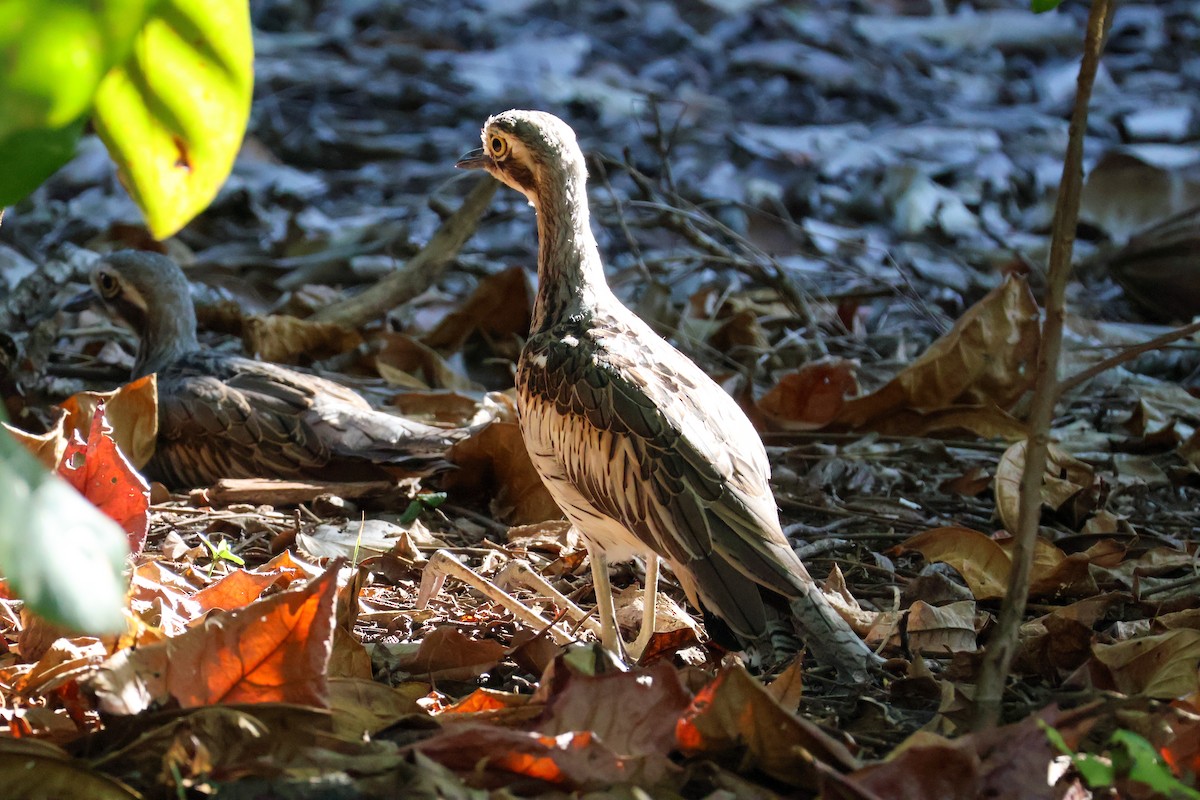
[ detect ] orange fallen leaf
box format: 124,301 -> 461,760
89,560 -> 341,713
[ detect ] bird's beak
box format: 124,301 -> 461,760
63,287 -> 98,313
456,148 -> 490,170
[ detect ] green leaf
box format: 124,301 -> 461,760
0,0 -> 158,205
0,427 -> 128,634
92,0 -> 254,239
0,121 -> 86,207
1031,0 -> 1064,12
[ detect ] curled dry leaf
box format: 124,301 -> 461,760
833,275 -> 1039,430
3,411 -> 68,471
757,357 -> 858,431
443,421 -> 561,525
58,374 -> 158,469
375,332 -> 481,391
243,313 -> 363,365
421,265 -> 532,353
994,440 -> 1095,535
898,527 -> 1012,601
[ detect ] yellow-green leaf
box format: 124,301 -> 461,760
0,0 -> 158,205
92,0 -> 253,239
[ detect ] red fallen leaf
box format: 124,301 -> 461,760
757,358 -> 859,431
56,403 -> 150,555
535,658 -> 690,769
87,560 -> 341,713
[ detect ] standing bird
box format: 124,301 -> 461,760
70,250 -> 461,488
459,110 -> 877,677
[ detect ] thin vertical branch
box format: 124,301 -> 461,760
972,0 -> 1114,731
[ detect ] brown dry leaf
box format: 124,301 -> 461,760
906,600 -> 977,655
390,390 -> 483,426
536,657 -> 686,741
757,358 -> 858,431
676,664 -> 858,790
88,561 -> 341,713
0,738 -> 138,799
765,657 -> 805,714
444,421 -> 561,525
897,527 -> 1011,601
422,265 -> 532,353
93,705 -> 337,789
58,374 -> 158,469
1081,150 -> 1200,241
375,332 -> 480,391
396,627 -> 506,682
846,404 -> 1027,440
1091,629 -> 1200,699
1014,612 -> 1095,681
328,677 -> 426,740
3,411 -> 68,470
833,275 -> 1039,429
243,313 -> 362,364
994,441 -> 1095,535
849,706 -> 1099,800
16,634 -> 110,696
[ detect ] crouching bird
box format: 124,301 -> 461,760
70,250 -> 461,489
459,110 -> 879,678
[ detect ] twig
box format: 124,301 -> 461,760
1056,319 -> 1200,397
972,0 -> 1113,731
311,177 -> 498,328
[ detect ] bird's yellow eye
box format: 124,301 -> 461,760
96,271 -> 119,297
489,135 -> 509,158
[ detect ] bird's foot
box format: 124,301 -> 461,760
418,550 -> 577,646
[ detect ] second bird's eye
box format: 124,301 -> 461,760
97,272 -> 118,296
490,136 -> 508,158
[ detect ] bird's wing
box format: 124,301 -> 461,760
521,314 -> 811,634
151,367 -> 328,486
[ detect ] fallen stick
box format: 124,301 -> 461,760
196,478 -> 399,507
311,177 -> 498,328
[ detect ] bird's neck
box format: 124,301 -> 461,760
133,303 -> 200,379
531,166 -> 611,331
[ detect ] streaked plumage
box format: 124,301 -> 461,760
75,250 -> 460,488
461,110 -> 876,675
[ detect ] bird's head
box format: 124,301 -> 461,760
457,110 -> 587,206
68,250 -> 199,377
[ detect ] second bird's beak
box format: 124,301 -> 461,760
63,287 -> 99,313
456,148 -> 490,170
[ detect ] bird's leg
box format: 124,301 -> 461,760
494,559 -> 603,638
586,543 -> 625,657
624,554 -> 660,661
417,550 -> 575,646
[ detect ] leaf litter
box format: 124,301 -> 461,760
2,0 -> 1200,797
